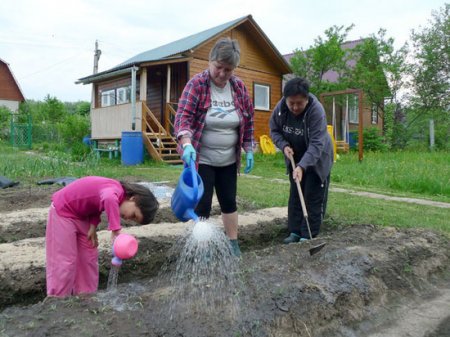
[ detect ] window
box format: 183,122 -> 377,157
253,83 -> 270,110
101,89 -> 115,107
348,94 -> 359,124
117,86 -> 131,104
371,103 -> 378,124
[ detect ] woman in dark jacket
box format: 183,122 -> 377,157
270,77 -> 333,243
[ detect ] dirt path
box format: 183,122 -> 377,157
244,174 -> 450,208
330,187 -> 450,208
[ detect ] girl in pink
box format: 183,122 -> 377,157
45,176 -> 159,297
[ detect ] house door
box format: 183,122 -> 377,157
146,63 -> 188,128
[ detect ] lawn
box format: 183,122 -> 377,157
1,143 -> 449,234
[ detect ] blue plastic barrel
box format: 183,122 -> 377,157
349,131 -> 358,149
121,131 -> 143,165
82,136 -> 91,146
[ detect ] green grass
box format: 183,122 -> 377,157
0,143 -> 183,186
332,150 -> 450,201
1,142 -> 449,234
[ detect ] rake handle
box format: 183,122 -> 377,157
289,154 -> 313,240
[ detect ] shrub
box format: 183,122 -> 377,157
354,127 -> 388,152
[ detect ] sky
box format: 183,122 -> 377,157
0,0 -> 446,102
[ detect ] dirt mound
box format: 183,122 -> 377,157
0,184 -> 449,336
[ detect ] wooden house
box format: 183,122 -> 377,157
284,39 -> 390,154
0,58 -> 25,112
77,15 -> 291,163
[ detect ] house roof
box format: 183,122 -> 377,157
118,16 -> 246,67
77,15 -> 291,84
284,39 -> 365,83
0,58 -> 25,101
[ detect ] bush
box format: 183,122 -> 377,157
57,113 -> 90,146
354,127 -> 388,152
0,107 -> 12,141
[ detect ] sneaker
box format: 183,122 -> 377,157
283,233 -> 301,244
229,239 -> 241,258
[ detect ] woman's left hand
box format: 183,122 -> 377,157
87,225 -> 99,248
244,152 -> 254,174
111,230 -> 121,244
293,166 -> 303,182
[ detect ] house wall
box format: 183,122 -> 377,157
90,102 -> 142,139
95,77 -> 132,108
0,61 -> 24,102
0,99 -> 20,112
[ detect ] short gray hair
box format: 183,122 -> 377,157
209,38 -> 240,68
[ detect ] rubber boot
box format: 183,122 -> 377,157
229,239 -> 241,258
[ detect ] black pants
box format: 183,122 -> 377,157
195,163 -> 237,218
288,170 -> 330,239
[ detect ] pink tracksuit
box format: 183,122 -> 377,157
46,176 -> 125,297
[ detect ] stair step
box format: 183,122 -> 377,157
164,159 -> 183,164
146,134 -> 174,140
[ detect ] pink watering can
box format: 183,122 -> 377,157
111,233 -> 139,266
171,158 -> 204,222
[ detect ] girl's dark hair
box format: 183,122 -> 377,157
283,77 -> 310,98
120,181 -> 159,224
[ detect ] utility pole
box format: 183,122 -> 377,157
93,40 -> 101,74
91,40 -> 101,110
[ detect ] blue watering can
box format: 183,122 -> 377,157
171,158 -> 204,222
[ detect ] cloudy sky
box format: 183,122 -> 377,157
0,0 -> 446,102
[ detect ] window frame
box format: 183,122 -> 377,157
348,94 -> 359,124
116,86 -> 130,105
371,103 -> 378,125
253,82 -> 271,111
101,89 -> 115,107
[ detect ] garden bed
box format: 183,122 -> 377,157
0,184 -> 449,337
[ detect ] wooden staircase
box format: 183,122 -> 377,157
142,103 -> 182,164
336,140 -> 350,153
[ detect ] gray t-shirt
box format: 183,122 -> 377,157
199,81 -> 240,166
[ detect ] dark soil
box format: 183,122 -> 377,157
0,183 -> 449,337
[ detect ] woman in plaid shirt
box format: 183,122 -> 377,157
174,37 -> 255,257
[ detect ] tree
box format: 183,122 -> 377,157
348,30 -> 409,149
408,4 -> 450,149
289,24 -> 354,95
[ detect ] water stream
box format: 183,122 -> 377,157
162,220 -> 246,321
107,264 -> 121,290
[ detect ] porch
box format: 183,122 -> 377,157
89,100 -> 181,164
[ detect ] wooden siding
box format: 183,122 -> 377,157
0,62 -> 24,101
146,65 -> 165,123
95,77 -> 132,108
90,102 -> 142,139
146,63 -> 188,123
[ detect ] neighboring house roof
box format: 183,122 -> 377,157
77,15 -> 291,84
0,58 -> 25,101
284,39 -> 364,83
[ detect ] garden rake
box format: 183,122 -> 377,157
289,154 -> 326,256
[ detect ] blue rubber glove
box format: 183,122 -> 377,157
244,151 -> 254,174
181,143 -> 196,163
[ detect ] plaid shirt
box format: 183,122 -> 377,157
174,69 -> 254,170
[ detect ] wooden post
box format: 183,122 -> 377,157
165,65 -> 172,131
358,90 -> 364,162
